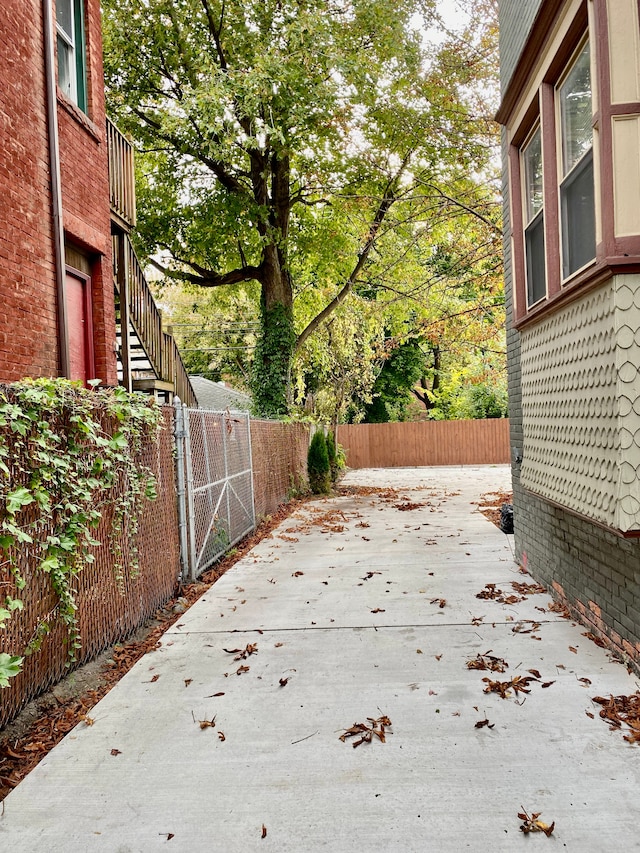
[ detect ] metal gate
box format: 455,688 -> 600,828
174,401 -> 255,580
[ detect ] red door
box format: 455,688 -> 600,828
65,270 -> 94,384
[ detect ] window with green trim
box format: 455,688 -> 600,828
56,0 -> 87,113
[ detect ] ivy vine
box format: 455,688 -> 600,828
0,379 -> 162,686
251,301 -> 296,418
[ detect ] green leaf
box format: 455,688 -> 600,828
6,487 -> 35,514
0,654 -> 24,688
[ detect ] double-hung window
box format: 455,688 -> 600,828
56,0 -> 87,113
522,125 -> 546,306
558,40 -> 595,279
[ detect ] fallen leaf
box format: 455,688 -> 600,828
339,715 -> 392,748
466,651 -> 508,673
518,807 -> 555,837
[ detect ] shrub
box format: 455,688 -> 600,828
308,430 -> 331,494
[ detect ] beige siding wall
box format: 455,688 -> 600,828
520,275 -> 640,532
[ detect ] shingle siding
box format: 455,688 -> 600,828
499,0 -> 545,93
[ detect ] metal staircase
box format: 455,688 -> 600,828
107,118 -> 197,407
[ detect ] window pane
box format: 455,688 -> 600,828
559,42 -> 592,176
57,35 -> 73,99
56,0 -> 73,40
561,149 -> 595,277
523,127 -> 543,223
525,210 -> 546,305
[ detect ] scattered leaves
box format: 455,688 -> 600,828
518,808 -> 555,836
511,581 -> 546,596
592,692 -> 640,743
339,715 -> 392,748
224,644 -> 258,661
466,651 -> 508,673
482,674 -> 540,699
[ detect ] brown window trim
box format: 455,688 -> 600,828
514,254 -> 640,331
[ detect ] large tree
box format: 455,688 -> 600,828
103,0 -> 499,415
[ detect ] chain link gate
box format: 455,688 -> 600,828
174,400 -> 255,581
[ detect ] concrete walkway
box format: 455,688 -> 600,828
1,466 -> 639,852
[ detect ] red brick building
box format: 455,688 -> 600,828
0,0 -> 117,386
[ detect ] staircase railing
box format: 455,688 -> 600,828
107,118 -> 136,229
113,232 -> 198,407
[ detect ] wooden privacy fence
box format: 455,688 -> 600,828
337,419 -> 510,468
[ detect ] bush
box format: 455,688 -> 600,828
308,430 -> 331,494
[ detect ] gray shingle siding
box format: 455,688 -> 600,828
499,0 -> 545,94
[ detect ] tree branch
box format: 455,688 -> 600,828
149,256 -> 262,288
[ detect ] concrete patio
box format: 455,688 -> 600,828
0,465 -> 638,851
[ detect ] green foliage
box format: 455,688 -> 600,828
251,302 -> 296,417
0,379 -> 162,683
0,654 -> 24,688
307,430 -> 331,495
103,0 -> 503,419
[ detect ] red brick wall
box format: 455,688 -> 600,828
0,0 -> 117,386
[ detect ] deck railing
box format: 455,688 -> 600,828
107,117 -> 136,229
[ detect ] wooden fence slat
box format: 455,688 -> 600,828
337,419 -> 510,468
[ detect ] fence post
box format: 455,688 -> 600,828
246,413 -> 256,530
183,405 -> 197,581
173,396 -> 188,584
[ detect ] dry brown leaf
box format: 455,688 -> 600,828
466,651 -> 508,673
518,808 -> 555,836
339,715 -> 392,748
